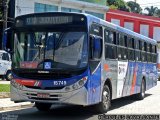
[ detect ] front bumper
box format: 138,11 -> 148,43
10,85 -> 88,106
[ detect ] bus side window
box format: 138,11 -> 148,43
153,45 -> 157,63
104,29 -> 116,44
141,41 -> 146,62
147,43 -> 151,62
104,29 -> 117,59
128,38 -> 135,61
90,35 -> 102,59
117,33 -> 127,60
118,34 -> 125,46
118,33 -> 127,60
135,39 -> 141,61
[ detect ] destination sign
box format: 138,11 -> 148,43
15,13 -> 86,27
26,16 -> 73,25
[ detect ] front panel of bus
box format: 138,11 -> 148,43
11,13 -> 91,105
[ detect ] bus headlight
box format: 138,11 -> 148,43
65,76 -> 88,92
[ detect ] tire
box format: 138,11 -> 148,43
135,79 -> 145,100
5,70 -> 12,81
35,102 -> 52,111
95,85 -> 111,113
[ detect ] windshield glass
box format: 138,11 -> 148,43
0,52 -> 9,61
13,31 -> 88,70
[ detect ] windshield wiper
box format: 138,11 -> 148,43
32,34 -> 44,61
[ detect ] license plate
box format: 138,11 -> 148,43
37,93 -> 50,98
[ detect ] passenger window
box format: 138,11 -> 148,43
118,47 -> 127,60
141,52 -> 147,62
147,43 -> 150,52
135,40 -> 139,50
135,51 -> 141,61
155,46 -> 157,53
128,38 -> 134,48
144,42 -> 147,52
105,45 -> 117,59
152,45 -> 155,53
104,30 -> 116,44
150,44 -> 152,53
128,49 -> 135,61
119,34 -> 125,46
153,54 -> 157,63
142,41 -> 145,51
147,53 -> 152,62
139,40 -> 142,50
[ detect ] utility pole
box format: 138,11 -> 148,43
134,0 -> 137,3
2,0 -> 9,49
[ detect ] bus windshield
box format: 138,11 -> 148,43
13,31 -> 88,70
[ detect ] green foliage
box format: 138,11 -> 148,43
155,9 -> 160,17
127,1 -> 142,14
145,6 -> 158,16
0,0 -> 3,18
107,0 -> 130,12
0,84 -> 10,92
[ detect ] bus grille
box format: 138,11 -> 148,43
15,73 -> 72,80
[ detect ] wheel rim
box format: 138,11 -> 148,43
102,89 -> 110,109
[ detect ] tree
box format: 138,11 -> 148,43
107,0 -> 130,12
127,1 -> 142,13
155,9 -> 160,17
144,6 -> 158,16
0,0 -> 3,19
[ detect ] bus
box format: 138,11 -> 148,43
10,12 -> 157,113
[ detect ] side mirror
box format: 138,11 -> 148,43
2,27 -> 13,50
2,31 -> 7,49
90,35 -> 102,59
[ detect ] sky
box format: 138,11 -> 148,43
124,0 -> 160,9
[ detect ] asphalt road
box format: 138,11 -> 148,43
0,81 -> 160,120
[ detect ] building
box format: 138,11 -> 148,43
9,0 -> 108,19
106,9 -> 160,41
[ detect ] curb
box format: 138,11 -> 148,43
0,103 -> 34,111
0,92 -> 10,98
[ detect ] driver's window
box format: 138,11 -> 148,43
90,36 -> 102,59
90,24 -> 102,60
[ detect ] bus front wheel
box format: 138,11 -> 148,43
95,85 -> 111,113
35,102 -> 52,111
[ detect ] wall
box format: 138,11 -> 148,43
77,0 -> 106,5
14,0 -> 108,19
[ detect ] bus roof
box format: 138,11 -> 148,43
15,12 -> 157,45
